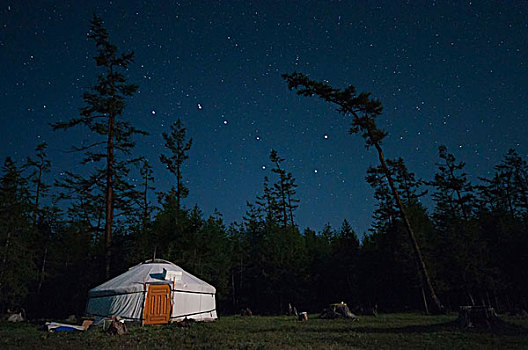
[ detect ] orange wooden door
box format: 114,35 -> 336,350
143,284 -> 171,325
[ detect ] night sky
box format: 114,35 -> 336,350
1,1 -> 527,236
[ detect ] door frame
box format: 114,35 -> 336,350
142,283 -> 172,325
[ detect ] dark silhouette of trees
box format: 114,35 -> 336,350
229,154 -> 305,314
154,119 -> 193,266
366,157 -> 432,312
23,143 -> 54,302
0,158 -> 34,312
256,176 -> 276,225
51,15 -> 145,278
282,72 -> 444,314
492,149 -> 528,216
330,220 -> 360,303
254,150 -> 299,233
269,150 -> 299,228
4,15 -> 528,319
126,160 -> 156,265
138,160 -> 155,227
1,144 -> 528,317
25,142 -> 51,226
160,118 -> 192,213
431,145 -> 474,222
475,149 -> 528,311
430,146 -> 487,307
270,150 -> 289,227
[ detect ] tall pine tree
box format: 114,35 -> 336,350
51,14 -> 145,278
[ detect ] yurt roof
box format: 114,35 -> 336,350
88,259 -> 216,297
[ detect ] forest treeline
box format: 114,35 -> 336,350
1,16 -> 527,318
2,139 -> 528,317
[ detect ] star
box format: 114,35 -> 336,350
0,0 -> 525,239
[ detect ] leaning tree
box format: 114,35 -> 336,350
283,72 -> 444,314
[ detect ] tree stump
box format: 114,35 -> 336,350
107,316 -> 127,335
240,308 -> 253,316
458,306 -> 499,329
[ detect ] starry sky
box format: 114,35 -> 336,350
1,1 -> 527,236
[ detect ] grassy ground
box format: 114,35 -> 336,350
1,313 -> 527,349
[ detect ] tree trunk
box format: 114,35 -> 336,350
32,166 -> 42,226
421,286 -> 429,315
467,290 -> 475,306
0,230 -> 12,288
239,255 -> 244,291
231,270 -> 236,308
375,142 -> 444,314
143,174 -> 149,228
449,167 -> 469,221
176,165 -> 181,213
287,192 -> 295,229
493,291 -> 500,313
105,113 -> 115,279
281,184 -> 287,228
37,246 -> 47,295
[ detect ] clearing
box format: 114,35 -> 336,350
1,313 -> 527,349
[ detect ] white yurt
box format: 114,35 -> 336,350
85,259 -> 217,325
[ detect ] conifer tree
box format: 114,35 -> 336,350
243,201 -> 263,235
367,157 -> 427,230
51,14 -> 145,278
285,172 -> 299,228
269,150 -> 299,228
25,142 -> 51,225
160,118 -> 192,212
139,160 -> 155,226
267,150 -> 299,228
283,72 -> 444,313
495,149 -> 528,215
330,220 -> 360,302
366,166 -> 398,231
430,146 -> 485,306
54,171 -> 104,232
256,176 -> 276,225
24,143 -> 53,303
431,145 -> 474,222
270,150 -> 289,227
0,157 -> 34,310
476,150 -> 528,309
366,157 -> 433,312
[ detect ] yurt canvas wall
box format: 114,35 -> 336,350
86,260 -> 217,324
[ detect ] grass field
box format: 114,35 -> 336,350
1,313 -> 527,349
